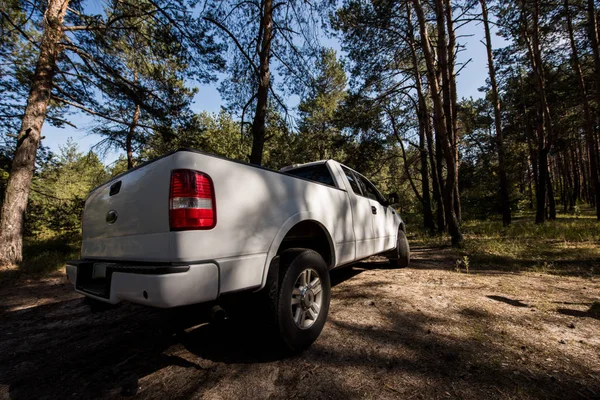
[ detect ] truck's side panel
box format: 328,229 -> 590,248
167,152 -> 355,294
335,165 -> 381,259
370,200 -> 397,252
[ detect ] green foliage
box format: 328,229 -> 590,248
144,109 -> 296,169
145,110 -> 250,161
0,235 -> 80,283
0,0 -> 65,145
25,139 -> 108,238
207,0 -> 322,115
296,48 -> 348,162
413,208 -> 600,277
84,0 -> 207,162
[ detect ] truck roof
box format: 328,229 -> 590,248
279,160 -> 329,172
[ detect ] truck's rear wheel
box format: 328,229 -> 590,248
268,249 -> 331,352
388,230 -> 410,268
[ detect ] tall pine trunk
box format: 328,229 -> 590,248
412,0 -> 463,247
520,0 -> 553,223
586,0 -> 600,219
444,0 -> 461,224
480,0 -> 511,226
418,111 -> 435,233
0,0 -> 70,267
435,123 -> 446,232
547,161 -> 557,220
126,103 -> 140,170
406,6 -> 435,233
536,136 -> 548,223
249,0 -> 273,166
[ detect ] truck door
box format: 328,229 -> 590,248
340,166 -> 376,259
355,174 -> 396,253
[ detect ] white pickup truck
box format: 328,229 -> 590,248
67,149 -> 409,351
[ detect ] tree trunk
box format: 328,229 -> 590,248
412,0 -> 463,247
444,0 -> 461,224
435,122 -> 446,232
126,103 -> 140,170
406,6 -> 435,233
559,153 -> 569,212
536,141 -> 548,224
520,0 -> 553,223
249,0 -> 273,166
569,144 -> 579,205
586,0 -> 600,219
0,0 -> 69,267
480,0 -> 511,226
547,159 -> 557,220
578,139 -> 589,204
418,113 -> 435,233
527,156 -> 534,209
434,0 -> 462,231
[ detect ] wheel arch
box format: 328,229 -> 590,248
259,214 -> 336,291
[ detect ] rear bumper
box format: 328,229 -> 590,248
66,260 -> 219,308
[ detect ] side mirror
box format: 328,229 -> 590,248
387,192 -> 399,206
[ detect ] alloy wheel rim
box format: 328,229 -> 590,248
291,268 -> 323,329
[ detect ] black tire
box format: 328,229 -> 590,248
388,230 -> 410,268
267,248 -> 331,352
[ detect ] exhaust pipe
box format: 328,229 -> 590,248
209,305 -> 228,322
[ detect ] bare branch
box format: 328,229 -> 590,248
203,16 -> 260,76
51,95 -> 154,130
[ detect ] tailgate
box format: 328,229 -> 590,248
81,155 -> 173,261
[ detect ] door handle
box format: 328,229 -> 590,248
371,206 -> 377,214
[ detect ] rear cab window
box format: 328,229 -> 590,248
341,166 -> 362,195
285,164 -> 336,187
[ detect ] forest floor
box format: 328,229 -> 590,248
1,243 -> 599,399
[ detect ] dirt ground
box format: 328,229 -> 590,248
1,247 -> 599,400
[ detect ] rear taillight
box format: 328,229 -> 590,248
169,169 -> 216,230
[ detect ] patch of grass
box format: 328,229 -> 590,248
0,235 -> 80,284
411,208 -> 600,277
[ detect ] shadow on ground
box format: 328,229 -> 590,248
557,302 -> 600,321
0,260 -> 598,399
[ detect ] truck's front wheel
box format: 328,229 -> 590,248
388,229 -> 410,268
268,249 -> 331,352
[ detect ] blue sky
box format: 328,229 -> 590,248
42,15 -> 507,165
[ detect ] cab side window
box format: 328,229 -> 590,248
342,166 -> 362,195
357,175 -> 385,204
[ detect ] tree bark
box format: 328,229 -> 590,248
412,0 -> 463,247
434,120 -> 446,232
547,159 -> 557,220
418,104 -> 435,233
585,0 -> 600,219
395,123 -> 425,206
406,6 -> 435,233
569,145 -> 579,205
520,0 -> 553,223
434,0 -> 463,231
578,138 -> 589,204
0,0 -> 70,267
480,0 -> 511,226
536,133 -> 548,223
249,0 -> 273,166
444,0 -> 461,224
126,103 -> 140,170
